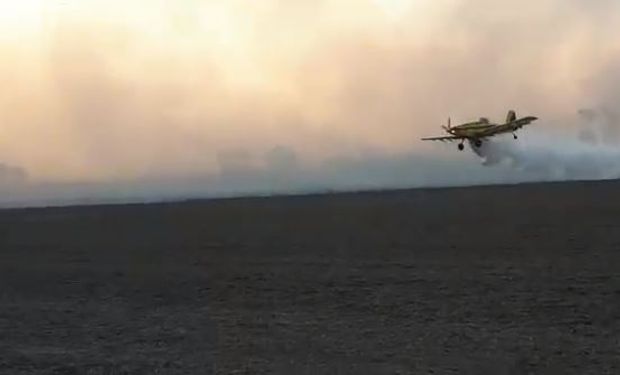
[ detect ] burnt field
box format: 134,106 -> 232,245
1,180 -> 620,374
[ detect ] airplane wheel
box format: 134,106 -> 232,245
513,134 -> 518,140
474,140 -> 482,147
458,143 -> 464,151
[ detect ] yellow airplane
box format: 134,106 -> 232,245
421,110 -> 538,151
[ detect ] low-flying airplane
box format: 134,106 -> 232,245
421,110 -> 538,151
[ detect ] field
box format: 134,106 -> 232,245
1,180 -> 620,374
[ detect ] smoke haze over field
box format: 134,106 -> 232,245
1,0 -> 620,206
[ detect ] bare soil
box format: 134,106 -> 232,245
1,180 -> 620,374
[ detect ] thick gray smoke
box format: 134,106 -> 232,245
470,109 -> 620,181
1,0 -> 620,207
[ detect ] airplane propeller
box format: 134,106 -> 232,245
442,117 -> 451,131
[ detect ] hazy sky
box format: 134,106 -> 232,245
0,0 -> 619,206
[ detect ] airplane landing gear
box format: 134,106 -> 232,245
513,133 -> 518,140
474,139 -> 482,147
458,143 -> 464,151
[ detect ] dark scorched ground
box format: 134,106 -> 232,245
1,180 -> 620,374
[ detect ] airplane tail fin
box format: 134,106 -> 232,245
506,110 -> 516,123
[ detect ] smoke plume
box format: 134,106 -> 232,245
0,0 -> 620,207
470,108 -> 620,181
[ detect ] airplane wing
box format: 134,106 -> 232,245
421,135 -> 465,142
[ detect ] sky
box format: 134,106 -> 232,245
1,0 -> 620,206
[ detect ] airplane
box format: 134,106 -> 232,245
421,110 -> 538,151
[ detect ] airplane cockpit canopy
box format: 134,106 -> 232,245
479,117 -> 489,123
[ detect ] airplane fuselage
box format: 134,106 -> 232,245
447,121 -> 496,138
448,116 -> 538,139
